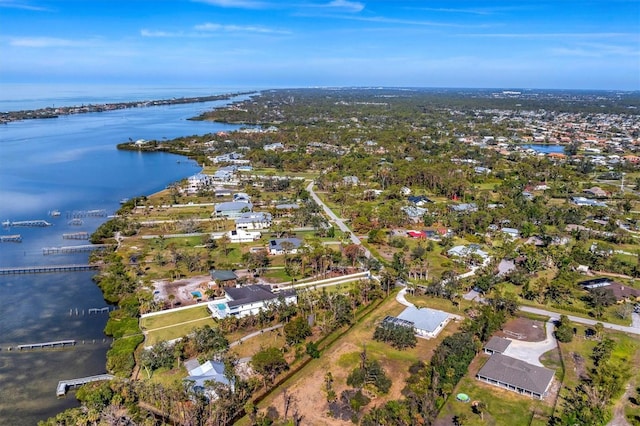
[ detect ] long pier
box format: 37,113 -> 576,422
2,220 -> 51,227
0,235 -> 22,243
62,232 -> 89,240
43,244 -> 110,255
56,374 -> 115,397
18,340 -> 76,350
67,209 -> 107,218
0,264 -> 99,275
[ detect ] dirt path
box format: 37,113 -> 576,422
607,349 -> 640,426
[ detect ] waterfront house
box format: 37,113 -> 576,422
207,284 -> 297,319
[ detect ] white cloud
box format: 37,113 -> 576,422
194,22 -> 291,34
466,32 -> 634,39
325,0 -> 364,13
551,42 -> 640,57
0,0 -> 49,11
140,29 -> 183,37
194,0 -> 268,9
9,37 -> 94,47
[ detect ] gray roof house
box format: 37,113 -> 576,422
476,353 -> 555,399
449,203 -> 478,213
207,284 -> 297,319
209,270 -> 238,286
483,336 -> 512,354
268,238 -> 303,255
214,201 -> 253,218
385,306 -> 451,339
184,358 -> 230,398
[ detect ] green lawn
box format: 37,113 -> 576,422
438,375 -> 553,426
140,305 -> 216,346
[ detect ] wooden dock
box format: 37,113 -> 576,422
62,232 -> 89,240
56,374 -> 114,396
42,244 -> 110,255
17,340 -> 76,350
0,264 -> 99,275
2,219 -> 51,227
0,235 -> 22,243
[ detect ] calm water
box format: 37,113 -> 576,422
522,143 -> 566,154
0,90 -> 249,425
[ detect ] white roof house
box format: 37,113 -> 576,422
226,229 -> 261,243
235,212 -> 272,230
501,227 -> 520,239
447,245 -> 490,262
387,306 -> 451,339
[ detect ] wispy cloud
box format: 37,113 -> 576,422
323,0 -> 364,13
194,0 -> 269,9
465,32 -> 635,39
9,37 -> 95,47
0,0 -> 50,11
551,42 -> 640,57
331,14 -> 492,28
195,22 -> 291,34
140,29 -> 184,38
141,23 -> 291,38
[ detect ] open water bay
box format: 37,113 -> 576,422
0,92 -> 248,424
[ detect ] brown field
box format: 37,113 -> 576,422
255,295 -> 464,424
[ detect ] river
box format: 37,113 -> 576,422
0,90 -> 250,425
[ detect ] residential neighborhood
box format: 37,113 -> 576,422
61,88 -> 640,426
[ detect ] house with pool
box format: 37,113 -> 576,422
207,284 -> 297,319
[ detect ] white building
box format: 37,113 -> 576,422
235,212 -> 272,230
383,306 -> 451,339
207,285 -> 297,319
226,229 -> 261,243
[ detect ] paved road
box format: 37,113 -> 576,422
520,306 -> 640,336
306,181 -> 371,258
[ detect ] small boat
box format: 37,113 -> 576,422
120,198 -> 129,204
49,210 -> 61,217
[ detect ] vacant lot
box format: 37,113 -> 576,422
253,294 -> 463,425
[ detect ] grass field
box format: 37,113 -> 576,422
140,305 -> 215,346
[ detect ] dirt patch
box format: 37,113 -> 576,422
496,317 -> 546,342
266,339 -> 411,425
152,275 -> 211,306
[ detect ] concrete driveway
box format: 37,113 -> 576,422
502,321 -> 557,367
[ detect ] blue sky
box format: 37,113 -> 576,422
1,0 -> 639,90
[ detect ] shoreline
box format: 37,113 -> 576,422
0,91 -> 254,125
